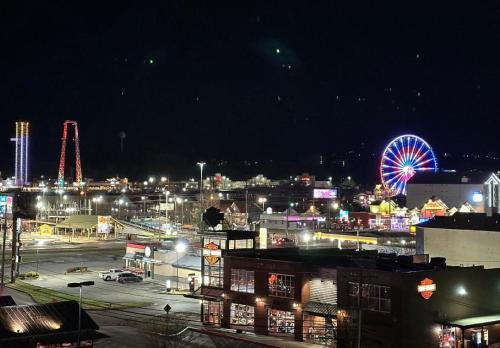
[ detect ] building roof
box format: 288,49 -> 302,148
417,213 -> 500,232
0,297 -> 16,307
408,171 -> 490,185
441,314 -> 500,329
0,301 -> 98,339
56,215 -> 98,229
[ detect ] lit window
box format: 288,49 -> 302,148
268,308 -> 294,335
347,282 -> 391,313
230,303 -> 255,330
230,269 -> 255,293
268,273 -> 295,298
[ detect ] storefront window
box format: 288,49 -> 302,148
268,273 -> 295,298
439,326 -> 456,348
203,259 -> 224,288
347,282 -> 391,313
268,308 -> 295,335
203,300 -> 223,326
303,314 -> 336,345
230,303 -> 255,331
230,269 -> 255,293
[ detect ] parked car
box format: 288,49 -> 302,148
275,237 -> 295,247
98,269 -> 126,281
117,273 -> 143,284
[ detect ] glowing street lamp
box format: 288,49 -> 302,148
67,281 -> 95,348
302,232 -> 311,249
92,196 -> 103,215
258,197 -> 267,211
175,242 -> 187,290
141,196 -> 147,215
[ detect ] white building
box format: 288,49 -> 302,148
406,172 -> 488,212
416,212 -> 500,268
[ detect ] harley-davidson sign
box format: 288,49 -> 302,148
417,278 -> 436,300
204,242 -> 220,265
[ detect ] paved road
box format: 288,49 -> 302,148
8,242 -> 200,327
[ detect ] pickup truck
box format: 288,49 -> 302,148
98,269 -> 126,281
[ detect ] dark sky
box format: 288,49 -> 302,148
1,1 -> 500,180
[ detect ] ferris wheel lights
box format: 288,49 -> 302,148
380,134 -> 438,195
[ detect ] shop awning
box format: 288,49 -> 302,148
440,314 -> 500,329
303,301 -> 337,316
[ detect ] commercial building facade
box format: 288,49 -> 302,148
337,263 -> 500,347
406,172 -> 487,213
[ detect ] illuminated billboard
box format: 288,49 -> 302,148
0,195 -> 13,217
97,215 -> 111,233
313,189 -> 337,199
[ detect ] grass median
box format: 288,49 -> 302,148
6,280 -> 151,310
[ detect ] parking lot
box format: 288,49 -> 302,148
17,246 -> 200,319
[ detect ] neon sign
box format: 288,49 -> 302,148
417,277 -> 436,300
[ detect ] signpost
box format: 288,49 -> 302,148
164,304 -> 172,333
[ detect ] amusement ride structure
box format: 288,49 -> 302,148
380,134 -> 438,195
57,120 -> 82,187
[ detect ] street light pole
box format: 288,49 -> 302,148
165,191 -> 170,225
68,281 -> 94,348
175,242 -> 187,290
197,162 -> 206,207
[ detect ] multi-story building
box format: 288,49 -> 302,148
337,258 -> 500,347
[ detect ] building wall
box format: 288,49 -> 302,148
406,183 -> 484,212
417,227 -> 500,268
337,266 -> 500,348
223,256 -> 308,341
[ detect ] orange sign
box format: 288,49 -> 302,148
417,278 -> 436,300
204,242 -> 220,265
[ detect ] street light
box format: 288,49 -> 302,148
175,242 -> 187,290
196,162 -> 206,205
67,281 -> 95,348
164,191 -> 170,225
141,196 -> 147,216
258,197 -> 267,211
92,196 -> 102,215
35,240 -> 45,273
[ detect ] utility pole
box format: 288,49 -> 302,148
357,268 -> 363,348
0,220 -> 6,287
11,217 -> 20,283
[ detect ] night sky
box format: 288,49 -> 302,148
1,1 -> 500,180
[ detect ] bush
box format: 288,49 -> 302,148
65,266 -> 88,274
18,272 -> 39,280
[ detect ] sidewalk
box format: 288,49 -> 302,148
209,327 -> 330,348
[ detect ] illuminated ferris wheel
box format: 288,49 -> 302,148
380,134 -> 438,195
